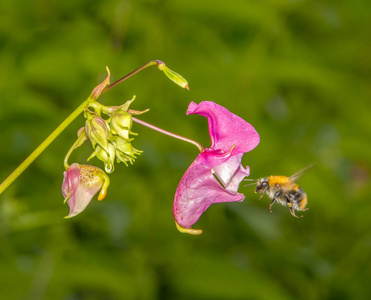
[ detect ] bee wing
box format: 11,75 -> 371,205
289,163 -> 316,182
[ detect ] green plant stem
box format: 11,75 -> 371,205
0,99 -> 88,195
132,117 -> 204,153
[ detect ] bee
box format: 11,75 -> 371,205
245,165 -> 313,218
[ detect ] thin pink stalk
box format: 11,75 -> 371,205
132,117 -> 204,153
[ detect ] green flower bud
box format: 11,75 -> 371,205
157,62 -> 189,90
85,114 -> 110,152
115,137 -> 142,166
88,143 -> 116,173
110,99 -> 137,140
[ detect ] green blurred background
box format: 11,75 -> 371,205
1,0 -> 370,299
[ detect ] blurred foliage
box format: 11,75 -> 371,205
0,0 -> 370,299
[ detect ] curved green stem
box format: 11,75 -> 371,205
64,130 -> 88,170
0,99 -> 88,195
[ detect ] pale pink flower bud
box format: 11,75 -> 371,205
62,163 -> 110,218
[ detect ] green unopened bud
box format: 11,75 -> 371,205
158,62 -> 189,90
88,143 -> 116,173
110,100 -> 137,140
85,115 -> 110,152
115,137 -> 142,166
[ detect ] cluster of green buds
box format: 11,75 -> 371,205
60,61 -> 189,190
0,60 -> 193,221
85,96 -> 148,173
57,62 -> 190,219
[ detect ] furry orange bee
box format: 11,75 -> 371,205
245,165 -> 313,218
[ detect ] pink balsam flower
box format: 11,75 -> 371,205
62,163 -> 110,218
173,101 -> 260,235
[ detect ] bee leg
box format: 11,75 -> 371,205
269,198 -> 276,212
288,206 -> 302,218
269,191 -> 282,212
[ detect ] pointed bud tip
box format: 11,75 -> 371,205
90,67 -> 111,100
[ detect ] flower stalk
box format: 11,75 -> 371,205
132,117 -> 204,153
103,60 -> 189,93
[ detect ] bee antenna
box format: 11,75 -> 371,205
243,178 -> 256,181
243,183 -> 257,187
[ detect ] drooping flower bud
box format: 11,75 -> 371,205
85,114 -> 110,152
62,163 -> 110,218
157,62 -> 189,90
88,143 -> 116,173
115,137 -> 142,166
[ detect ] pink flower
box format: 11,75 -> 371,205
173,101 -> 260,234
62,163 -> 110,218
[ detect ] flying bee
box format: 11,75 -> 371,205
244,165 -> 314,218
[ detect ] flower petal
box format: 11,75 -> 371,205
62,163 -> 80,200
187,101 -> 260,155
212,153 -> 250,192
173,152 -> 246,229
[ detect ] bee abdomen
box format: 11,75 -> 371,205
287,188 -> 307,211
287,189 -> 304,200
298,196 -> 308,211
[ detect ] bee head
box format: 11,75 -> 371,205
255,177 -> 269,194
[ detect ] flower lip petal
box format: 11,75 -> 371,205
173,155 -> 246,229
